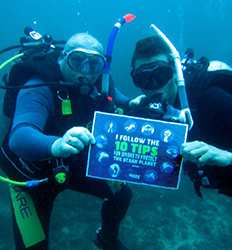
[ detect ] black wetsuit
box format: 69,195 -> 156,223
127,68 -> 232,197
185,69 -> 232,196
0,77 -> 132,250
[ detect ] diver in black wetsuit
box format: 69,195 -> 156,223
0,33 -> 132,250
128,35 -> 232,197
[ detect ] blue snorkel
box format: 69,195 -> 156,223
102,14 -> 136,98
150,24 -> 194,130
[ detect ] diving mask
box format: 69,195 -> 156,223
131,61 -> 174,90
65,48 -> 106,75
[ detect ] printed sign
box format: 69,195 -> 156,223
86,111 -> 188,189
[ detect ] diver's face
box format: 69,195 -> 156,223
133,54 -> 177,105
58,50 -> 104,89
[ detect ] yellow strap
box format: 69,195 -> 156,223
9,185 -> 46,248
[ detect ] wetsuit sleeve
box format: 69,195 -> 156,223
109,76 -> 130,108
114,87 -> 130,107
8,78 -> 59,161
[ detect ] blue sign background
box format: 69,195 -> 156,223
86,111 -> 188,189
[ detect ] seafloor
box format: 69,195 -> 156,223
1,176 -> 232,250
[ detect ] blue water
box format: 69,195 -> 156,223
1,1 -> 232,249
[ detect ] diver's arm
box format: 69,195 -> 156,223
181,141 -> 232,167
114,87 -> 130,107
9,78 -> 95,160
8,78 -> 59,161
108,76 -> 130,107
9,125 -> 59,161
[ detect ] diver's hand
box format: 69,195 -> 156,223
181,141 -> 232,167
51,127 -> 95,158
129,94 -> 146,107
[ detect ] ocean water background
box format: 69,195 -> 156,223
0,1 -> 232,249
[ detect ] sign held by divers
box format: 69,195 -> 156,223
86,111 -> 188,189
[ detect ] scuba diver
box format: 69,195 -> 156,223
0,14 -> 136,250
128,25 -> 232,198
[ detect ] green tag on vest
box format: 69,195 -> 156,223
61,98 -> 72,115
10,186 -> 46,248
